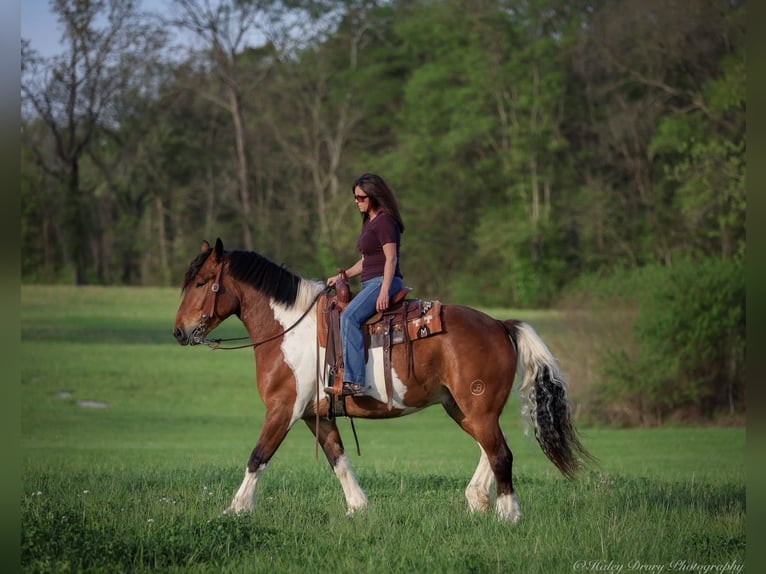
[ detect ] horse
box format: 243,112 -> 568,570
173,238 -> 591,523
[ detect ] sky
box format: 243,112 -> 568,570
21,0 -> 173,58
21,0 -> 61,57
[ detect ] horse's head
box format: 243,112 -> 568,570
173,238 -> 238,345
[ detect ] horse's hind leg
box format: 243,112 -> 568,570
443,401 -> 520,522
475,425 -> 520,522
465,446 -> 494,513
304,418 -> 368,515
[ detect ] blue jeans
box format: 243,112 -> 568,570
341,276 -> 403,386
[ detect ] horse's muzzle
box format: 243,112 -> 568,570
174,325 -> 207,346
173,327 -> 189,345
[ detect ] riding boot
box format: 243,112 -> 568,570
324,366 -> 364,397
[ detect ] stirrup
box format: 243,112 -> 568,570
324,382 -> 365,397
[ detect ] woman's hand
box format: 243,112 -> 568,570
326,273 -> 341,287
376,288 -> 389,312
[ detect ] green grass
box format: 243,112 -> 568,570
21,286 -> 746,573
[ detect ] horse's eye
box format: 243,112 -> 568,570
196,280 -> 206,288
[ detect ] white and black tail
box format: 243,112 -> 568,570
503,320 -> 593,479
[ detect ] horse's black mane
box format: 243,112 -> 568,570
228,250 -> 301,306
182,248 -> 302,306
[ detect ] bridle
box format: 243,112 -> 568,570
194,259 -> 331,350
201,259 -> 225,324
190,259 -> 225,345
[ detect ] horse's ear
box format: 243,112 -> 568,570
200,240 -> 211,253
214,238 -> 224,259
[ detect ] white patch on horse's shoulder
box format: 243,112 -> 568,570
269,279 -> 324,325
269,280 -> 325,422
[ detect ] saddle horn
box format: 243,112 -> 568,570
335,269 -> 351,304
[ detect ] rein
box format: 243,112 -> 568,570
203,285 -> 331,351
202,281 -> 337,460
197,271 -> 358,460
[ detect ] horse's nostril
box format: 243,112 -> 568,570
173,328 -> 187,344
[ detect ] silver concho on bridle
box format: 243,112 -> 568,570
194,280 -> 221,345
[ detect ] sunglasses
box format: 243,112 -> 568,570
354,194 -> 370,202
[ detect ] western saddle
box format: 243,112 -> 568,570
319,270 -> 443,416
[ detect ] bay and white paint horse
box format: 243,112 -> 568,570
173,239 -> 591,522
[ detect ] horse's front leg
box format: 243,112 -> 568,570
226,408 -> 292,514
304,418 -> 368,515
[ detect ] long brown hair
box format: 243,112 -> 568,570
352,173 -> 405,233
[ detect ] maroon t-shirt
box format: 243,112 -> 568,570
357,212 -> 402,282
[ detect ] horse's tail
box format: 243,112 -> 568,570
502,320 -> 593,479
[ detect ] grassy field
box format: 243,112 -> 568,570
21,286 -> 746,573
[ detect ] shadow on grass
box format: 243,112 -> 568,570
22,512 -> 280,571
22,319 -> 250,346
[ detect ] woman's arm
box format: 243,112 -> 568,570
376,242 -> 398,311
327,257 -> 363,286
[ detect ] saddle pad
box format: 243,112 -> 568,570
367,300 -> 443,348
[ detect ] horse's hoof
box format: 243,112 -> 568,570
345,505 -> 367,518
496,493 -> 521,523
224,502 -> 251,515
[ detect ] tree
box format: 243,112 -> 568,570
21,0 -> 164,284
592,258 -> 745,425
378,0 -> 576,305
260,0 -> 391,274
648,52 -> 745,261
168,0 -> 281,251
370,0 -> 500,298
474,0 -> 576,306
571,0 -> 745,269
20,0 -> 746,302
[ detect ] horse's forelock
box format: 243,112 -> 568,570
181,249 -> 213,293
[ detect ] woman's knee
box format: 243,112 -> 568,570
341,309 -> 361,330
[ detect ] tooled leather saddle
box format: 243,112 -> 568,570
318,270 -> 443,414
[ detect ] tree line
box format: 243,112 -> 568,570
21,0 -> 744,305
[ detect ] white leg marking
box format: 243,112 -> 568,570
225,464 -> 267,514
496,492 -> 521,523
334,454 -> 368,515
465,446 -> 494,513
